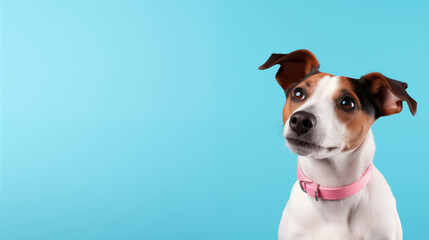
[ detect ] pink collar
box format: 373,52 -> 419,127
297,161 -> 373,201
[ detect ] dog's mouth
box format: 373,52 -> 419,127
286,137 -> 337,151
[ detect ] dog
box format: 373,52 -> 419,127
259,50 -> 417,240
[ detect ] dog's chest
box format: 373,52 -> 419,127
279,183 -> 375,240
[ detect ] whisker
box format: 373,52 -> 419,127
271,122 -> 285,137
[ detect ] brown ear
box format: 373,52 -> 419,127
361,72 -> 417,117
258,49 -> 320,92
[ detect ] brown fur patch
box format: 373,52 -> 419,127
334,77 -> 375,151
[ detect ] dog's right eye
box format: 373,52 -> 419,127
292,88 -> 306,101
340,97 -> 356,111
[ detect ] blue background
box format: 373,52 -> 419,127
1,0 -> 428,239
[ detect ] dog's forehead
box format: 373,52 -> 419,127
297,73 -> 342,98
296,73 -> 377,117
298,73 -> 364,100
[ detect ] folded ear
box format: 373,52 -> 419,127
258,49 -> 320,92
361,72 -> 417,117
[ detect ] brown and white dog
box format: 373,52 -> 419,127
259,50 -> 417,240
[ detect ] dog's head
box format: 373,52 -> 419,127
259,50 -> 417,158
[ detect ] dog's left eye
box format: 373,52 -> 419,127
292,88 -> 306,101
340,97 -> 356,111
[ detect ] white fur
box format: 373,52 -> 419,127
279,76 -> 402,240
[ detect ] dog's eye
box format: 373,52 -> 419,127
292,88 -> 306,101
340,97 -> 356,111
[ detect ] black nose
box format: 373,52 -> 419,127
289,111 -> 317,136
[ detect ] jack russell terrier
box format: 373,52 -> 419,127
259,50 -> 417,240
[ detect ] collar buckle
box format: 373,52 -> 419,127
314,184 -> 320,201
300,180 -> 320,201
299,180 -> 310,193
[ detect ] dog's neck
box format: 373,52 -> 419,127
298,130 -> 375,188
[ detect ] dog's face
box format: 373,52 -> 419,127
259,50 -> 417,158
282,73 -> 378,158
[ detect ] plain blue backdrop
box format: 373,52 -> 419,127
1,0 -> 428,239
